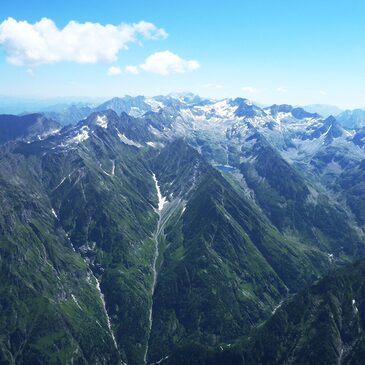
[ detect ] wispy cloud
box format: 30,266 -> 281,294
241,86 -> 259,94
128,50 -> 200,76
319,90 -> 327,95
0,17 -> 168,65
107,66 -> 122,76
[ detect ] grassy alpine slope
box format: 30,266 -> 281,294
166,258 -> 365,365
0,108 -> 364,364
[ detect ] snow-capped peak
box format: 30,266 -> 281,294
145,98 -> 164,112
193,99 -> 238,121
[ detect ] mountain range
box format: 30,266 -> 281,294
0,93 -> 364,364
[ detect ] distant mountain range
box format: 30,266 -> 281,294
0,94 -> 365,364
44,95 -> 365,131
2,93 -> 365,128
0,96 -> 103,115
302,103 -> 344,118
0,113 -> 60,144
337,109 -> 365,129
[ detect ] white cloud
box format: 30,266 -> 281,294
241,86 -> 259,94
276,87 -> 288,93
133,21 -> 168,40
319,90 -> 327,95
137,50 -> 200,75
107,66 -> 121,76
0,17 -> 168,66
125,65 -> 140,74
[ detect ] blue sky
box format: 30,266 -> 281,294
0,0 -> 364,108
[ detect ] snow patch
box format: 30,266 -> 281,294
52,171 -> 75,191
40,128 -> 61,140
65,233 -> 76,252
194,99 -> 238,122
129,106 -> 143,117
99,160 -> 115,177
152,173 -> 167,211
54,177 -> 66,190
71,294 -> 82,309
116,128 -> 142,147
145,97 -> 164,112
96,115 -> 108,128
95,277 -> 118,349
69,126 -> 90,144
111,160 -> 115,176
272,300 -> 284,314
151,356 -> 169,365
51,208 -> 58,219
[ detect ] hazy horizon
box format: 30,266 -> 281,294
0,93 -> 358,114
